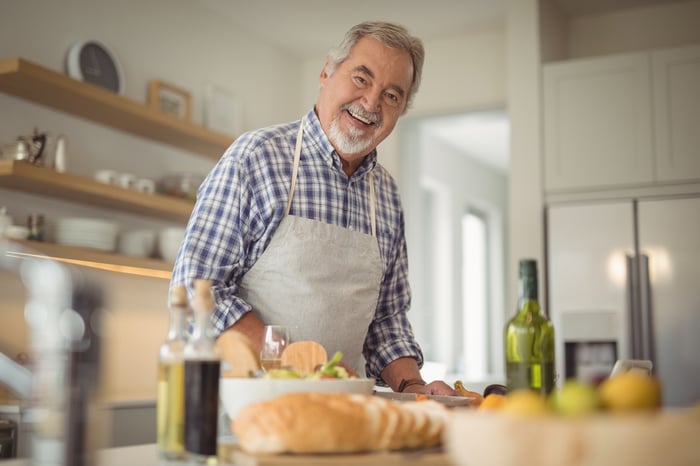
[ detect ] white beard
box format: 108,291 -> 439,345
328,116 -> 374,155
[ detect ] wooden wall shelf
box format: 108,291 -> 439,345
0,57 -> 233,159
4,239 -> 172,279
0,160 -> 194,222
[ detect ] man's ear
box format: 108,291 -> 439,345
319,59 -> 331,85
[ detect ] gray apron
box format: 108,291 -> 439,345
238,119 -> 383,376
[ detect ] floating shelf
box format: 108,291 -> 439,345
0,57 -> 233,159
0,160 -> 194,222
3,239 -> 172,279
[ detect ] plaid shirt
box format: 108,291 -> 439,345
171,108 -> 423,380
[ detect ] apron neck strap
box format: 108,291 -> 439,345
285,121 -> 304,216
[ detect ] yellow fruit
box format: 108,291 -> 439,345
479,394 -> 506,411
598,372 -> 661,412
502,389 -> 551,416
549,379 -> 601,416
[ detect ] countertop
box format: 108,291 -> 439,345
1,443 -> 454,466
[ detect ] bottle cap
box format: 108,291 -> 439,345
193,279 -> 214,311
519,259 -> 537,275
170,285 -> 188,307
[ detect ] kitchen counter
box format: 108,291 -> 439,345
0,443 -> 454,465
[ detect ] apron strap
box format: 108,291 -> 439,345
369,172 -> 376,237
286,117 -> 377,237
285,121 -> 304,216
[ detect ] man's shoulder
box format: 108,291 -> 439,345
235,120 -> 298,149
220,120 -> 299,166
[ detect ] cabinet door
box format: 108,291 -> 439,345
543,53 -> 654,191
653,44 -> 700,183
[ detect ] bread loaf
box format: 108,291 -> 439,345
232,392 -> 449,454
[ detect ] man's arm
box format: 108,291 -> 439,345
223,311 -> 266,353
381,356 -> 458,395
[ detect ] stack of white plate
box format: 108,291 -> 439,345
55,218 -> 120,252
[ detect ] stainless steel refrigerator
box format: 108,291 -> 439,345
546,196 -> 700,407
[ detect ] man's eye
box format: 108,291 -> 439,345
384,92 -> 400,106
354,76 -> 367,86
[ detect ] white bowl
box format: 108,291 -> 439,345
445,409 -> 700,466
219,377 -> 375,422
118,229 -> 156,257
3,225 -> 29,240
158,227 -> 185,262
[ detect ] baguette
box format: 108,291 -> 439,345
233,392 -> 449,454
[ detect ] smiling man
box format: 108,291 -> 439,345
171,21 -> 457,396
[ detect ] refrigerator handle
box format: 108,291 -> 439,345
638,253 -> 656,363
626,254 -> 642,359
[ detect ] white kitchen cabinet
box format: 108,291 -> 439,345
653,44 -> 700,182
543,52 -> 654,191
543,44 -> 700,193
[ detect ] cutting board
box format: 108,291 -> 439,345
221,444 -> 453,466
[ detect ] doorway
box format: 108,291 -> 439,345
400,109 -> 509,387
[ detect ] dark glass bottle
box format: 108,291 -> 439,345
157,285 -> 188,460
184,279 -> 221,463
505,259 -> 556,395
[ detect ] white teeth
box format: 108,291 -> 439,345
349,110 -> 372,125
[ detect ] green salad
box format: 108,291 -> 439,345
264,351 -> 351,379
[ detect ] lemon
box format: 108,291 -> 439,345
598,371 -> 661,412
502,389 -> 551,416
549,379 -> 600,416
479,394 -> 507,411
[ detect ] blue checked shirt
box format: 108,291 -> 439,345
171,108 -> 423,381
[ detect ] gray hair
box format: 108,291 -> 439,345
326,21 -> 425,112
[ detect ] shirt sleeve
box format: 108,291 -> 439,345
170,136 -> 270,335
362,199 -> 424,383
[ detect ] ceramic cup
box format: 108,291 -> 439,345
117,173 -> 136,190
95,169 -> 118,185
135,178 -> 156,194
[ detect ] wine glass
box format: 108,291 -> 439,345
260,325 -> 293,371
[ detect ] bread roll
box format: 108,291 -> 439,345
232,392 -> 448,454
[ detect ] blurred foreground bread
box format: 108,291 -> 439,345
233,392 -> 449,454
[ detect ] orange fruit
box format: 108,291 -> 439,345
598,372 -> 661,412
502,389 -> 551,416
479,394 -> 506,410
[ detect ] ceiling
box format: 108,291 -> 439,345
199,0 -> 682,173
201,0 -> 681,59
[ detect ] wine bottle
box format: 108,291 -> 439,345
505,259 -> 556,395
156,285 -> 188,459
184,279 -> 221,463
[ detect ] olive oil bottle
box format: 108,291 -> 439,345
505,259 -> 556,395
156,285 -> 188,459
184,279 -> 221,463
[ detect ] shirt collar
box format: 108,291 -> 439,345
303,108 -> 378,178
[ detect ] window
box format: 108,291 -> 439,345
462,210 -> 488,379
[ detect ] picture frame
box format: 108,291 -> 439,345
148,80 -> 192,121
204,85 -> 243,136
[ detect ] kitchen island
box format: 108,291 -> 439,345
1,442 -> 454,465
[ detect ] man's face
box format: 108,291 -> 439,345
316,37 -> 413,175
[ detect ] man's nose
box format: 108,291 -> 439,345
361,88 -> 382,112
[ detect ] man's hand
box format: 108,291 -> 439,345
402,380 -> 459,396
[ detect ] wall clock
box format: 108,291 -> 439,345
65,40 -> 125,94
